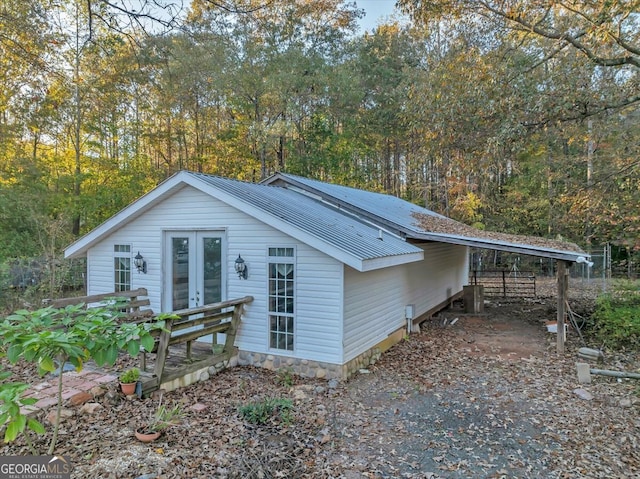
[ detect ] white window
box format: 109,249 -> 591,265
114,244 -> 131,292
268,247 -> 295,351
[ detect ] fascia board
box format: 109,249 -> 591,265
360,251 -> 425,272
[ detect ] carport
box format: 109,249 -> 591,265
264,172 -> 590,355
408,211 -> 590,354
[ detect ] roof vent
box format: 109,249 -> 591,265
378,229 -> 383,240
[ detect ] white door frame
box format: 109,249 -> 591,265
162,230 -> 226,313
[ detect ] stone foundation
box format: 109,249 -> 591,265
237,327 -> 406,380
155,327 -> 407,392
159,355 -> 238,393
339,346 -> 382,379
237,351 -> 344,379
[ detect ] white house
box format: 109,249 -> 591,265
64,171 -> 587,379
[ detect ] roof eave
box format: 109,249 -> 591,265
360,251 -> 424,272
411,232 -> 588,262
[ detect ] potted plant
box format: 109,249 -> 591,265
135,397 -> 184,443
119,368 -> 140,395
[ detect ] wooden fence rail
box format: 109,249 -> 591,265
469,270 -> 537,298
48,287 -> 152,318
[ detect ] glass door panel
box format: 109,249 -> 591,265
201,236 -> 222,305
171,237 -> 191,310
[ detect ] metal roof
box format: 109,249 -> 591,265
263,173 -> 588,263
262,173 -> 444,237
189,172 -> 423,263
65,170 -> 586,267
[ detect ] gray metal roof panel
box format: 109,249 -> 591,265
265,173 -> 441,235
268,173 -> 587,261
190,172 -> 421,261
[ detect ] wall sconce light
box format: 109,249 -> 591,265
234,254 -> 248,279
134,251 -> 147,274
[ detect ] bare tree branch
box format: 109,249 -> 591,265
398,1 -> 640,68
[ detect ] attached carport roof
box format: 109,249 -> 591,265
263,172 -> 588,263
262,172 -> 585,355
408,212 -> 587,262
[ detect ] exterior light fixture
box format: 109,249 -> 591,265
576,256 -> 594,268
234,254 -> 247,279
134,251 -> 147,274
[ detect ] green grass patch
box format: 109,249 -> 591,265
239,397 -> 293,426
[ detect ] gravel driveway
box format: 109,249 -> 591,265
326,297 -> 639,479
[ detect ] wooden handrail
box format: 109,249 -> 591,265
50,290 -> 254,395
151,296 -> 253,381
48,288 -> 149,310
169,296 -> 254,318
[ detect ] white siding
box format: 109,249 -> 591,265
343,243 -> 468,362
86,185 -> 343,364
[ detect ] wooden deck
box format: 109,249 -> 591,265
50,289 -> 253,396
139,341 -> 232,395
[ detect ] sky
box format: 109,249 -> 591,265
355,0 -> 402,33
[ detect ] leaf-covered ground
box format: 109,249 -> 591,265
1,279 -> 638,478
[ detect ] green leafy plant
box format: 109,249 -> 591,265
239,397 -> 293,426
138,390 -> 184,434
147,404 -> 184,433
119,367 -> 140,384
0,371 -> 46,454
275,367 -> 294,387
0,301 -> 170,454
588,280 -> 640,349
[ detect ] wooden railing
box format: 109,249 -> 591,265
148,296 -> 253,387
48,287 -> 152,318
48,289 -> 253,394
469,270 -> 537,298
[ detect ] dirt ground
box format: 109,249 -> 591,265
1,279 -> 638,478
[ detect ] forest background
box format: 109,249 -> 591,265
0,0 -> 638,299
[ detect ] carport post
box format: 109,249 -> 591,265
556,260 -> 570,353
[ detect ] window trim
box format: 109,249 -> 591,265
267,246 -> 296,352
114,244 -> 132,292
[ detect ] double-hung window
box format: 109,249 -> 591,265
114,244 -> 131,292
268,247 -> 295,351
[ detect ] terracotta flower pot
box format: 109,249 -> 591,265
135,427 -> 161,443
120,382 -> 136,395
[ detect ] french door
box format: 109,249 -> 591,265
164,231 -> 224,312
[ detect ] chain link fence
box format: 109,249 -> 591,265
470,243 -> 636,295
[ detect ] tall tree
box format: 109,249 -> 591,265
398,0 -> 640,121
186,0 -> 362,179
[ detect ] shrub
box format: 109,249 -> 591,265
589,280 -> 640,349
239,397 -> 293,425
0,301 -> 169,454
